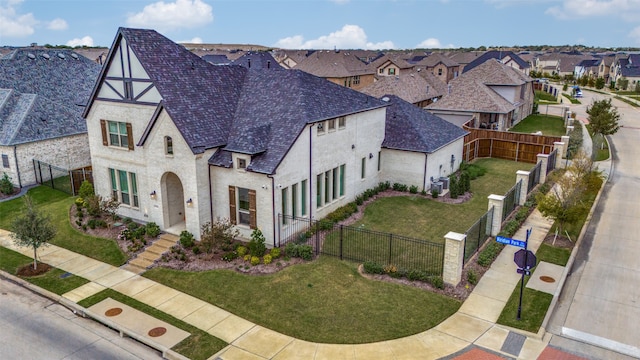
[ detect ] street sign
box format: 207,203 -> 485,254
514,249 -> 537,270
516,269 -> 531,276
496,235 -> 527,248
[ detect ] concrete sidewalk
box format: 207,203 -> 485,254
0,202 -> 560,360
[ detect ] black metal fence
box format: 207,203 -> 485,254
463,206 -> 494,264
33,160 -> 92,195
547,149 -> 557,174
502,179 -> 521,222
529,161 -> 542,193
278,215 -> 444,276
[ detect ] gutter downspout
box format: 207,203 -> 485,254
309,124 -> 313,221
267,174 -> 276,247
208,163 -> 214,224
422,153 -> 428,193
14,146 -> 22,188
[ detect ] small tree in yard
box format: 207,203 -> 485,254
11,196 -> 57,270
587,98 -> 620,149
0,173 -> 14,195
200,217 -> 238,253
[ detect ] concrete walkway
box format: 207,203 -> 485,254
0,204 -> 560,360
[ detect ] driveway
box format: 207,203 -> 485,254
546,90 -> 640,359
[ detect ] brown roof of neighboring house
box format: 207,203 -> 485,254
426,59 -> 528,114
294,50 -> 373,77
417,52 -> 459,67
446,51 -> 484,65
360,70 -> 446,104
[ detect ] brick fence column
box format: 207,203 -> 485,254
537,154 -> 550,184
487,194 -> 505,237
554,141 -> 565,169
443,232 -> 466,286
516,170 -> 530,206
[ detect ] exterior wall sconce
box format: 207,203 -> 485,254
150,190 -> 156,199
261,184 -> 268,189
186,198 -> 193,207
351,144 -> 355,149
369,153 -> 373,159
276,184 -> 283,189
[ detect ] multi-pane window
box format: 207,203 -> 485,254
338,116 -> 346,129
361,157 -> 366,179
332,167 -> 339,200
238,187 -> 250,225
324,170 -> 331,204
351,76 -> 360,85
339,165 -> 345,196
107,121 -> 129,148
328,119 -> 336,131
301,180 -> 307,216
109,168 -> 138,207
291,183 -> 298,218
165,136 -> 173,155
237,158 -> 247,170
282,187 -> 288,225
317,122 -> 325,135
316,174 -> 322,208
377,151 -> 381,172
1,154 -> 9,168
388,68 -> 395,75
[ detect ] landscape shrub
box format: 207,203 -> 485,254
145,222 -> 161,238
431,189 -> 439,198
243,254 -> 251,262
363,261 -> 384,274
325,202 -> 358,223
429,276 -> 444,289
200,217 -> 238,254
284,242 -> 298,258
179,230 -> 195,248
84,195 -> 102,217
250,256 -> 260,266
78,180 -> 94,199
467,269 -> 478,285
407,269 -> 428,282
297,245 -> 313,260
409,185 -> 418,194
392,183 -> 408,192
263,254 -> 272,265
0,173 -> 14,195
248,228 -> 267,257
192,246 -> 201,255
222,251 -> 238,262
478,242 -> 504,267
236,245 -> 247,257
269,247 -> 280,259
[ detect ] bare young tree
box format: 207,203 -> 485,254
11,196 -> 57,270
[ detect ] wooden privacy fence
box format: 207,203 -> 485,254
463,126 -> 561,163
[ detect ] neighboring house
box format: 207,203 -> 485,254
272,49 -> 310,69
381,95 -> 468,190
447,51 -> 485,73
0,48 -> 100,187
574,59 -> 600,79
230,51 -> 282,70
294,50 -> 376,90
596,55 -> 615,84
415,53 -> 461,84
463,50 -> 530,75
611,54 -> 640,90
426,59 -> 534,131
202,54 -> 232,65
360,71 -> 447,108
84,28 -> 468,247
369,54 -> 415,77
535,52 -> 595,78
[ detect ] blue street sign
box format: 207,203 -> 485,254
496,235 -> 527,248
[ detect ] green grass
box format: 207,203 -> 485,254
78,289 -> 227,360
562,93 -> 581,104
496,278 -> 553,333
614,96 -> 639,107
0,247 -> 89,295
0,186 -> 127,266
144,256 -> 460,344
345,158 -> 532,239
535,243 -> 571,267
534,90 -> 557,102
509,114 -> 566,136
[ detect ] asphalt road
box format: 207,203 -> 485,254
547,90 -> 640,359
0,275 -> 162,360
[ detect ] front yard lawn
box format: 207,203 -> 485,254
0,186 -> 127,266
144,256 -> 460,344
509,114 -> 566,137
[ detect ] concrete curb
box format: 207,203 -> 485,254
539,149 -> 613,333
0,269 -> 189,360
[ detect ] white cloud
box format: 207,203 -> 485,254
546,0 -> 640,20
47,18 -> 67,31
629,25 -> 640,43
416,38 -> 442,48
127,0 -> 213,31
274,25 -> 395,50
66,36 -> 94,47
0,0 -> 37,37
178,37 -> 203,44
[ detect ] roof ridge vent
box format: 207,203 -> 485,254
70,53 -> 79,59
41,53 -> 50,60
57,53 -> 66,59
27,53 -> 36,60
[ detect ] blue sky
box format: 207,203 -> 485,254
1,0 -> 640,49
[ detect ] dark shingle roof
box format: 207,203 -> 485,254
382,95 -> 467,153
93,28 -> 387,174
0,48 -> 101,145
230,52 -> 282,70
360,71 -> 446,104
463,50 -> 529,73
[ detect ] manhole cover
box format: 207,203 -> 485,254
105,307 -> 123,317
540,275 -> 556,283
148,327 -> 167,337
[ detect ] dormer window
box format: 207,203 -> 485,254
317,122 -> 325,135
338,116 -> 346,129
388,68 -> 395,75
165,136 -> 173,155
328,119 -> 336,131
237,158 -> 247,170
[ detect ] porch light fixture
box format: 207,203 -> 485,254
186,198 -> 193,207
150,190 -> 156,199
369,153 -> 373,159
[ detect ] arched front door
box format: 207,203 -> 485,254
161,172 -> 185,228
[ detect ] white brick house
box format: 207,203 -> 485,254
84,28 -> 467,247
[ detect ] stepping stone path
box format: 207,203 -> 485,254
121,233 -> 180,274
